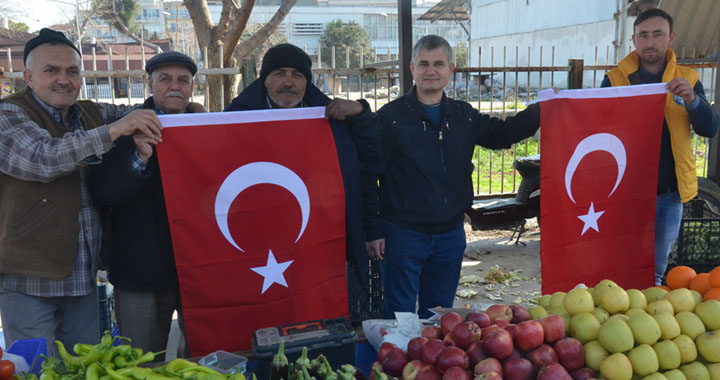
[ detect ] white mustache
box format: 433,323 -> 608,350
278,87 -> 299,95
166,91 -> 184,97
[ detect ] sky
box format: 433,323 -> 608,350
10,0 -> 79,32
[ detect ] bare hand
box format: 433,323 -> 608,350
325,99 -> 363,120
366,238 -> 385,260
108,109 -> 162,142
188,102 -> 208,113
666,78 -> 696,105
133,133 -> 156,162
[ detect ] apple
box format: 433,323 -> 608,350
647,299 -> 675,315
627,344 -> 659,377
570,368 -> 597,380
599,353 -> 633,380
443,333 -> 456,347
527,344 -> 559,370
538,363 -> 572,380
664,288 -> 696,313
436,346 -> 469,372
664,369 -> 688,380
403,360 -> 426,380
493,319 -> 510,329
466,312 -> 492,328
672,334 -> 698,364
627,312 -> 662,345
696,331 -> 720,363
510,305 -> 531,323
627,288 -> 648,310
377,342 -> 398,362
482,329 -> 514,360
707,363 -> 720,380
568,312 -> 601,344
538,295 -> 552,308
473,358 -> 503,377
529,305 -> 549,320
675,311 -> 706,340
441,312 -> 464,336
502,357 -> 533,380
600,286 -> 630,314
643,373 -> 668,380
466,342 -> 488,368
441,366 -> 470,380
550,291 -> 567,308
592,306 -> 610,323
695,300 -> 720,331
486,304 -> 513,322
651,340 -> 681,371
653,311 -> 681,340
416,365 -> 443,380
539,314 -> 566,342
408,337 -> 430,361
481,324 -> 502,338
382,348 -> 409,377
473,372 -> 502,380
423,326 -> 444,340
505,324 -> 517,339
679,362 -> 711,380
591,279 -> 618,305
583,340 -> 609,372
421,339 -> 447,365
514,320 -> 544,351
597,318 -> 634,353
508,347 -> 524,360
643,286 -> 668,303
563,288 -> 595,316
449,321 -> 482,349
554,337 -> 585,371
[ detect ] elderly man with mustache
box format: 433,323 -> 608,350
88,51 -> 202,360
224,44 -> 378,317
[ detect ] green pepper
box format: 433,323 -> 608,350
86,363 -> 101,380
125,368 -> 177,380
371,369 -> 387,380
113,356 -> 128,369
98,376 -> 111,380
134,350 -> 165,365
302,367 -> 315,380
178,366 -> 225,380
225,373 -> 246,380
56,341 -> 84,367
336,370 -> 352,380
320,357 -> 336,380
40,369 -> 59,380
73,344 -> 94,356
166,359 -> 198,374
102,365 -> 133,380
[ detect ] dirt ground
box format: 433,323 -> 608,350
452,218 -> 542,310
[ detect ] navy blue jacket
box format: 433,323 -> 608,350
369,87 -> 540,236
224,79 -> 377,286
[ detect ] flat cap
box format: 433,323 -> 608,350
24,28 -> 81,65
145,51 -> 197,76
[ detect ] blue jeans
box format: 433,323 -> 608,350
655,191 -> 683,285
381,221 -> 466,319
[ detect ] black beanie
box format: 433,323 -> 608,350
260,44 -> 312,83
146,51 -> 197,76
24,28 -> 81,66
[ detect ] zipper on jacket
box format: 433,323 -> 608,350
423,121 -> 427,132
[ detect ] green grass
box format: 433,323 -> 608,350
472,138 -> 540,195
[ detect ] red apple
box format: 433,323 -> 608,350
537,363 -> 572,380
382,347 -> 409,377
466,312 -> 491,328
482,329 -> 514,360
502,357 -> 534,380
481,324 -> 501,338
466,341 -> 488,368
473,357 -> 503,377
403,360 -> 426,380
526,344 -> 558,371
570,368 -> 597,380
416,365 -> 443,380
553,337 -> 584,371
408,337 -> 430,361
420,339 -> 446,365
440,312 -> 463,335
474,372 -> 502,380
436,346 -> 469,372
507,347 -> 524,359
441,366 -> 470,380
377,342 -> 398,362
486,304 -> 513,322
449,321 -> 482,349
423,326 -> 444,340
442,333 -> 456,346
514,320 -> 545,352
493,319 -> 510,329
510,305 -> 531,324
539,314 -> 566,343
504,323 -> 517,338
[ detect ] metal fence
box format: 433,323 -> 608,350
2,44 -> 716,196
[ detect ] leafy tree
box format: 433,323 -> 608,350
455,42 -> 468,68
319,20 -> 373,69
8,21 -> 29,33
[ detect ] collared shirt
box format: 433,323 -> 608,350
0,93 -> 131,297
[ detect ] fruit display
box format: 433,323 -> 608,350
0,347 -> 16,380
372,275 -> 720,380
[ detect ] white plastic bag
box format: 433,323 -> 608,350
362,312 -> 423,352
3,352 -> 30,374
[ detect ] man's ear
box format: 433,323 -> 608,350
668,31 -> 676,45
23,69 -> 32,89
147,75 -> 154,94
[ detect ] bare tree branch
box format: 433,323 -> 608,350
223,0 -> 255,63
234,0 -> 296,58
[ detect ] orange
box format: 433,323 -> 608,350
666,265 -> 697,289
657,285 -> 671,292
690,273 -> 712,295
703,287 -> 720,301
710,266 -> 720,288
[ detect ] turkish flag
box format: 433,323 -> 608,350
539,83 -> 667,294
156,108 -> 348,355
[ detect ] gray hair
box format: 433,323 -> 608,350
411,35 -> 453,64
25,42 -> 81,71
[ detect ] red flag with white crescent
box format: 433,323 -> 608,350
539,83 -> 667,294
156,108 -> 348,355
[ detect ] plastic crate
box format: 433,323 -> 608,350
97,282 -> 117,335
347,259 -> 383,324
7,338 -> 46,375
667,218 -> 720,274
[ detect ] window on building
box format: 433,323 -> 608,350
293,23 -> 323,35
364,14 -> 397,40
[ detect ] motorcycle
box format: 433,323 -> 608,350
464,155 -> 540,244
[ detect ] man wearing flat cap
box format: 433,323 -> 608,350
0,28 -> 163,353
224,44 -> 378,316
88,51 -> 201,360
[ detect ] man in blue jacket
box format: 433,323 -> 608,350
367,35 -> 541,318
224,44 -> 377,317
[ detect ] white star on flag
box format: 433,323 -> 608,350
251,250 -> 294,294
577,202 -> 605,235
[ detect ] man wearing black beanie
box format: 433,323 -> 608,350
0,28 -> 163,354
224,44 -> 379,320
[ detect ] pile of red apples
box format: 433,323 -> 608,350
371,304 -> 595,380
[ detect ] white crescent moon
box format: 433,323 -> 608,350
565,133 -> 626,204
214,162 -> 310,252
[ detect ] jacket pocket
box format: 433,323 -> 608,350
8,198 -> 55,237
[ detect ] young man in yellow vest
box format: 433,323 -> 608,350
601,8 -> 719,285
